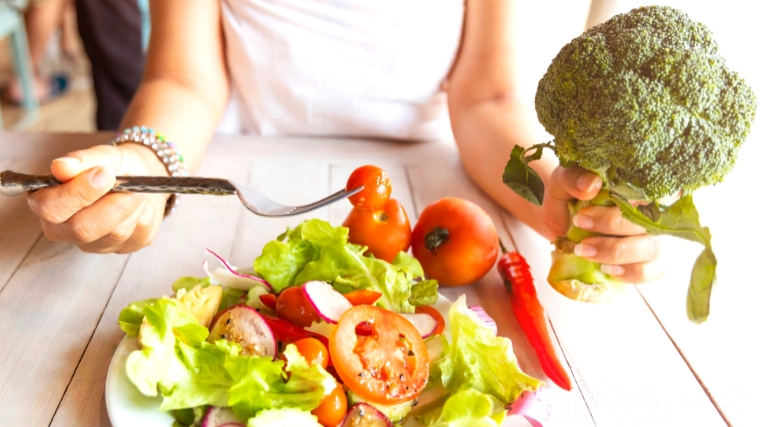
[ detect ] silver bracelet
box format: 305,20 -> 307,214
106,126 -> 188,215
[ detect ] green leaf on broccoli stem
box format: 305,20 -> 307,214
609,193 -> 716,323
502,145 -> 545,206
688,247 -> 717,324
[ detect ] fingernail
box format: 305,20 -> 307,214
53,157 -> 81,166
573,214 -> 594,229
91,168 -> 113,189
576,174 -> 602,192
601,264 -> 625,276
574,243 -> 597,257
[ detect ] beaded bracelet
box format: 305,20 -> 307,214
106,126 -> 188,215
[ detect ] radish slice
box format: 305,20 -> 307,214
339,403 -> 392,427
202,406 -> 244,427
208,306 -> 276,359
204,249 -> 273,292
399,313 -> 437,339
469,305 -> 498,334
302,281 -> 353,324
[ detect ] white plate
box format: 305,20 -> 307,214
106,295 -> 455,427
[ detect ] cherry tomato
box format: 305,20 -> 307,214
288,337 -> 329,369
342,290 -> 383,306
276,287 -> 321,328
311,384 -> 347,427
411,197 -> 499,286
343,198 -> 411,263
330,305 -> 429,405
415,305 -> 445,336
346,165 -> 392,210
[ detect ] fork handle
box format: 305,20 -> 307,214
0,171 -> 236,196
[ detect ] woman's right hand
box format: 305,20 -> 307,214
27,143 -> 171,254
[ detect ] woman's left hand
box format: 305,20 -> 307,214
542,165 -> 665,284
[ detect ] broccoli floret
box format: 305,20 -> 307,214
503,6 -> 756,323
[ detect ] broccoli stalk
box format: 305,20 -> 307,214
501,6 -> 755,323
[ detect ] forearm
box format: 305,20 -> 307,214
120,78 -> 227,174
451,96 -> 558,240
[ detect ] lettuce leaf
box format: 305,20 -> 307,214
435,296 -> 542,405
118,297 -> 159,336
126,299 -> 209,398
226,344 -> 337,421
420,389 -> 506,427
254,219 -> 437,313
172,276 -> 210,293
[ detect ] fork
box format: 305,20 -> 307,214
0,170 -> 361,217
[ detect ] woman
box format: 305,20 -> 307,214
26,0 -> 662,285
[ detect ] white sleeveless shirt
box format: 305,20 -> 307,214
218,0 -> 464,141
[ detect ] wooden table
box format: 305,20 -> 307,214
0,132 -> 756,427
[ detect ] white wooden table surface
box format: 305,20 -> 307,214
0,131 -> 756,427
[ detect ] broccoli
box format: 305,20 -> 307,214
502,6 -> 756,323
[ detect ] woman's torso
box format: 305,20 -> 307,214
219,0 -> 464,141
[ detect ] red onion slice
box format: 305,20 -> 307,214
202,406 -> 244,427
204,248 -> 273,292
469,305 -> 498,334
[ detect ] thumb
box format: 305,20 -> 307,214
543,166 -> 603,238
51,145 -> 125,182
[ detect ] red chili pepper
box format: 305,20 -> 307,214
498,251 -> 572,391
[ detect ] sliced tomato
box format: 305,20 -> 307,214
330,305 -> 429,405
259,293 -> 277,310
343,290 -> 383,306
414,305 -> 446,336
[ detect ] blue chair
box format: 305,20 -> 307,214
0,1 -> 39,129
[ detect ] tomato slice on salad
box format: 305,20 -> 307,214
330,305 -> 429,405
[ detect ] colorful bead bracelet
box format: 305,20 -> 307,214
106,126 -> 188,215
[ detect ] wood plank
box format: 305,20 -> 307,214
0,238 -> 130,425
501,213 -> 726,427
406,151 -> 596,427
0,158 -> 46,291
228,160 -> 331,269
48,158 -> 248,427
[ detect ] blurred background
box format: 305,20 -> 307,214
0,0 -> 757,134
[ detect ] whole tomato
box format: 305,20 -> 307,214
411,197 -> 499,286
343,198 -> 411,263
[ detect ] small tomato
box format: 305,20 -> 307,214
343,198 -> 411,263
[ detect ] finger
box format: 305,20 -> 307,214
28,167 -> 116,224
42,192 -> 146,244
600,260 -> 666,284
77,200 -> 149,253
574,234 -> 660,265
548,165 -> 603,203
50,144 -> 125,181
113,198 -> 164,254
573,205 -> 646,236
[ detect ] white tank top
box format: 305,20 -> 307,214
218,0 -> 464,141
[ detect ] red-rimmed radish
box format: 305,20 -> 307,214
399,313 -> 437,338
302,281 -> 353,324
204,249 -> 273,292
208,305 -> 276,359
202,406 -> 244,427
469,305 -> 497,334
339,403 -> 392,427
